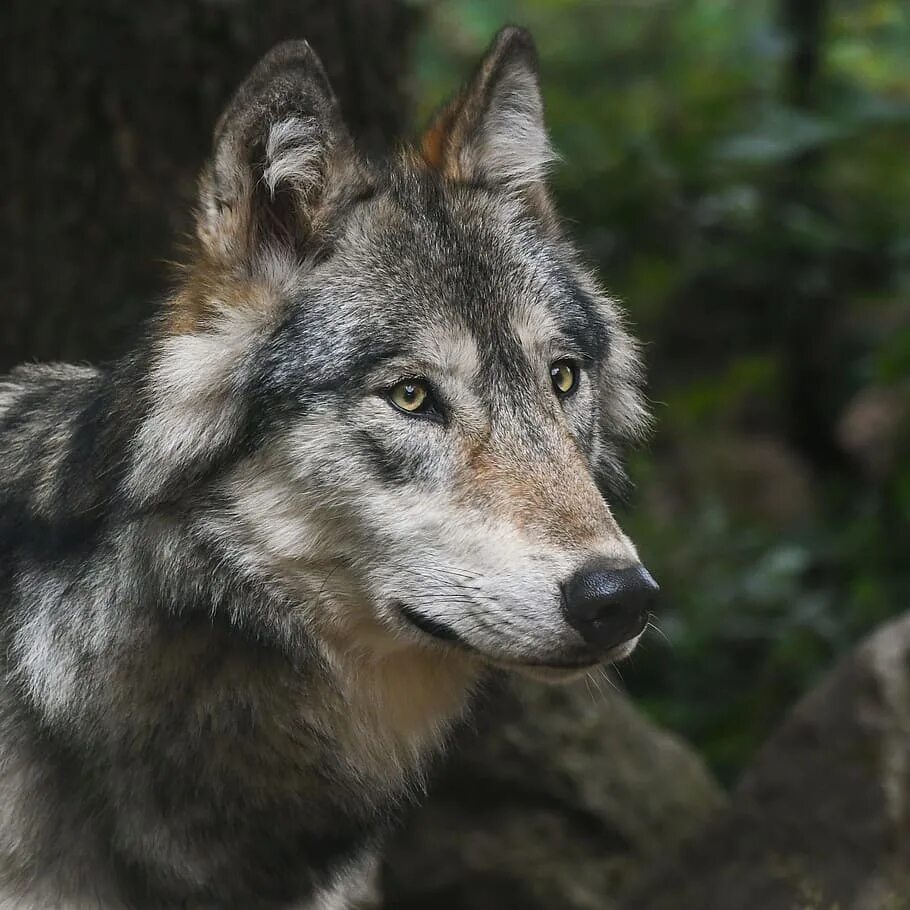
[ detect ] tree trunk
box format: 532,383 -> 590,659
0,0 -> 419,371
777,0 -> 843,470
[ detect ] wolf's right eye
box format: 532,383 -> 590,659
388,379 -> 433,416
550,359 -> 579,397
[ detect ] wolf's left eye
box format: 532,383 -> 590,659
388,379 -> 433,416
550,359 -> 579,397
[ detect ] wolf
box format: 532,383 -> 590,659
0,25 -> 657,910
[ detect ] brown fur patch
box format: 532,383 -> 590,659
418,88 -> 478,181
311,608 -> 480,782
461,435 -> 613,550
420,107 -> 457,174
165,254 -> 283,336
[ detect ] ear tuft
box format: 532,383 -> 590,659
420,26 -> 556,188
197,40 -> 354,263
263,116 -> 326,197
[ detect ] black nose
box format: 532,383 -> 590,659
561,559 -> 659,650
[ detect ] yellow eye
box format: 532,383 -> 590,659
550,359 -> 578,396
389,379 -> 430,414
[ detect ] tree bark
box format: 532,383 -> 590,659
0,0 -> 419,371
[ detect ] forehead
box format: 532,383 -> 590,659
287,171 -> 611,384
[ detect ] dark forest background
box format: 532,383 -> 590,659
2,0 -> 908,792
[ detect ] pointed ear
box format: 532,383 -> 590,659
197,40 -> 358,262
421,27 -> 555,188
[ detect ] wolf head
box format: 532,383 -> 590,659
137,28 -> 656,681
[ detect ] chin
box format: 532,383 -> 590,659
510,662 -> 599,684
485,631 -> 645,685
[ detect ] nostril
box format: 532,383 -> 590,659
561,559 -> 659,650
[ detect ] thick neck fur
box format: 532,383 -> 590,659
0,349 -> 479,908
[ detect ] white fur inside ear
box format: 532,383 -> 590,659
477,64 -> 556,186
263,116 -> 325,196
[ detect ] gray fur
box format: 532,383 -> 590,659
0,27 -> 650,909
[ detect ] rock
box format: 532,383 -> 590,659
837,385 -> 910,481
382,677 -> 726,909
623,611 -> 910,910
662,434 -> 818,528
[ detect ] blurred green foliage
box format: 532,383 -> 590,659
411,0 -> 910,782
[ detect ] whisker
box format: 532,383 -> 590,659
645,615 -> 671,646
601,665 -> 623,693
587,668 -> 606,699
583,673 -> 598,704
381,560 -> 481,582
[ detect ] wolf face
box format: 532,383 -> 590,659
141,29 -> 655,683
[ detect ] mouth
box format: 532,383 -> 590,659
396,603 -> 469,647
395,602 -> 646,676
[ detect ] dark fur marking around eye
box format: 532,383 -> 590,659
353,431 -> 413,486
559,285 -> 611,364
250,306 -> 406,415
